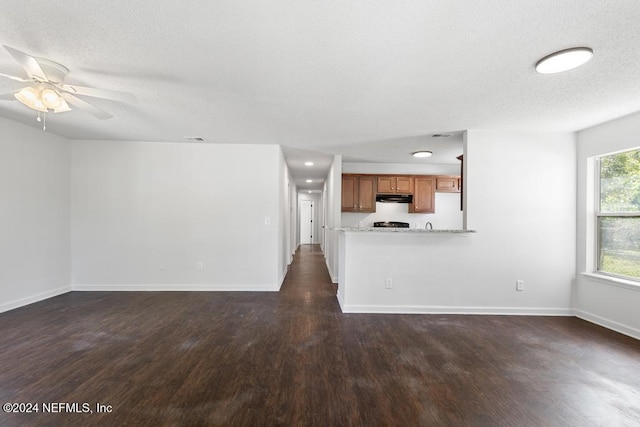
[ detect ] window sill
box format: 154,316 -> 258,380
581,272 -> 640,292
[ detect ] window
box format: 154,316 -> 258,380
596,148 -> 640,281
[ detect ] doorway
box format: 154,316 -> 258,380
300,200 -> 314,244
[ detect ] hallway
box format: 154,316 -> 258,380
1,244 -> 640,426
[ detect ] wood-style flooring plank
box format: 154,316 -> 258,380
1,244 -> 639,426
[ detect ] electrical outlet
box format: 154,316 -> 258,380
516,280 -> 524,291
196,262 -> 204,271
385,278 -> 393,289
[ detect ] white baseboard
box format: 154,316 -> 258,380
72,284 -> 280,292
337,292 -> 346,311
325,260 -> 338,284
337,302 -> 573,316
574,309 -> 640,340
277,266 -> 288,291
0,286 -> 72,313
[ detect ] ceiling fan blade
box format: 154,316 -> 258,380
3,45 -> 48,81
0,73 -> 30,82
60,93 -> 113,120
61,84 -> 136,104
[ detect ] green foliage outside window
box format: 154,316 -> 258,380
598,149 -> 640,280
600,149 -> 640,212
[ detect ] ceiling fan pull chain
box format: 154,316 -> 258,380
43,111 -> 46,131
37,111 -> 41,122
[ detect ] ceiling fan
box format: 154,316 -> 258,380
0,45 -> 135,122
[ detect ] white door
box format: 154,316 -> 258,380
300,200 -> 313,244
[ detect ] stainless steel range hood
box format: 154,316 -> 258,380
375,194 -> 413,203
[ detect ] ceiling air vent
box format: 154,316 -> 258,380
184,137 -> 206,142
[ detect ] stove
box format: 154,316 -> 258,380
373,221 -> 410,228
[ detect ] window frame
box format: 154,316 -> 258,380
593,150 -> 640,283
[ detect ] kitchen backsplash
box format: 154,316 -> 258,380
341,192 -> 463,229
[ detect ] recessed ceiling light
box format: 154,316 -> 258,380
184,137 -> 205,142
306,179 -> 313,183
535,47 -> 593,74
304,161 -> 314,166
412,151 -> 433,158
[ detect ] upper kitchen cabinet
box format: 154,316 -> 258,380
342,175 -> 358,212
435,176 -> 461,193
377,176 -> 414,194
342,175 -> 376,213
409,176 -> 435,213
358,176 -> 376,212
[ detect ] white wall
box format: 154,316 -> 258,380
0,118 -> 71,312
464,130 -> 576,313
337,131 -> 576,314
289,178 -> 298,261
576,112 -> 640,339
71,140 -> 283,291
278,147 -> 292,281
321,188 -> 327,252
342,197 -> 462,230
343,162 -> 459,175
323,155 -> 342,282
339,231 -> 483,313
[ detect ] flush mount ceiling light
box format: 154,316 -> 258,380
412,151 -> 433,158
535,47 -> 593,74
305,179 -> 313,183
304,161 -> 314,166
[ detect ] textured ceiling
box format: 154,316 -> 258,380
2,1 -> 640,190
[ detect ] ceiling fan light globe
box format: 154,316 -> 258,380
54,98 -> 72,113
15,88 -> 47,112
18,86 -> 38,101
41,88 -> 61,109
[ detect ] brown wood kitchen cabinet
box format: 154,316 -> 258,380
341,175 -> 376,212
409,176 -> 435,213
435,176 -> 461,193
377,176 -> 414,194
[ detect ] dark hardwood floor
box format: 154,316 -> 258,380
1,244 -> 639,426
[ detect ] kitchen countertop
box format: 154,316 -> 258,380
335,227 -> 476,234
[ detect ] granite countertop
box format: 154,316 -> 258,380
336,227 -> 476,233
